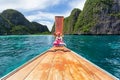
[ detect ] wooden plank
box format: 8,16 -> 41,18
24,52 -> 55,80
1,47 -> 118,80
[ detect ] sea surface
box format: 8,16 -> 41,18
0,35 -> 120,79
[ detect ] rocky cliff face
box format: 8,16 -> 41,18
90,0 -> 120,34
74,0 -> 120,34
0,9 -> 49,35
1,9 -> 31,27
0,14 -> 12,35
64,9 -> 81,34
56,0 -> 120,34
31,22 -> 49,33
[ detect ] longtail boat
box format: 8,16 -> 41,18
1,16 -> 118,80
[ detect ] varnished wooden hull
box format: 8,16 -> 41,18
1,47 -> 118,80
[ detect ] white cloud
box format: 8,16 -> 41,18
69,0 -> 86,10
0,0 -> 61,12
26,11 -> 70,31
26,11 -> 55,31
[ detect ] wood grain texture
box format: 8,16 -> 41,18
1,47 -> 117,80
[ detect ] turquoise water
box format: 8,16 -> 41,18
0,35 -> 120,79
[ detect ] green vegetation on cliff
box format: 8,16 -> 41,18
74,0 -> 114,34
10,25 -> 30,34
64,8 -> 81,34
59,0 -> 120,34
0,9 -> 49,35
0,14 -> 12,35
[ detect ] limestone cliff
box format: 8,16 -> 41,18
64,8 -> 81,34
0,9 -> 49,35
74,0 -> 120,34
0,14 -> 12,35
54,0 -> 120,34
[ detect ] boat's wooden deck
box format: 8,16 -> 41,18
1,47 -> 117,80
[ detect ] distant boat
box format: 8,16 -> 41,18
1,16 -> 118,80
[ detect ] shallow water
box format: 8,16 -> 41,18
0,35 -> 120,79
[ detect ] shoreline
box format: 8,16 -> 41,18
0,34 -> 120,36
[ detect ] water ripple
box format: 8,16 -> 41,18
0,35 -> 120,79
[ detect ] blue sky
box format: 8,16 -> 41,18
0,0 -> 86,31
